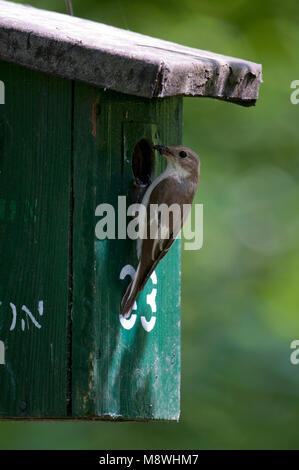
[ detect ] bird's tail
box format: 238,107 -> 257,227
121,268 -> 141,318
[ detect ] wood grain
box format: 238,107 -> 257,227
0,0 -> 262,105
72,86 -> 182,420
0,60 -> 71,417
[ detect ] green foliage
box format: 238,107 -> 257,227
2,0 -> 299,450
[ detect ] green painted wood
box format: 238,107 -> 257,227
72,86 -> 182,420
0,60 -> 71,417
0,61 -> 181,420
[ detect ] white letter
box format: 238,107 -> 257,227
95,204 -> 115,239
0,340 -> 4,365
290,80 -> 299,105
290,340 -> 299,365
0,81 -> 4,105
118,196 -> 127,239
183,203 -> 203,251
150,203 -> 181,240
127,203 -> 147,240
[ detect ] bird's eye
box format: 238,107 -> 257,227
179,151 -> 187,158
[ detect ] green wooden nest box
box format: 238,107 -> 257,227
0,0 -> 262,420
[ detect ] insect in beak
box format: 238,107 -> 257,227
153,145 -> 172,157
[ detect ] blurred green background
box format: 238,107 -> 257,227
1,0 -> 299,450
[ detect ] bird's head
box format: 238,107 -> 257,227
154,145 -> 200,179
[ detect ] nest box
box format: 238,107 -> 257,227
0,0 -> 262,420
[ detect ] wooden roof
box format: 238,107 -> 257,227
0,0 -> 262,105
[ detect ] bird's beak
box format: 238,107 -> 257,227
153,145 -> 172,157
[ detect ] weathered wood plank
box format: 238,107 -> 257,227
0,60 -> 71,417
0,0 -> 262,105
72,87 -> 181,420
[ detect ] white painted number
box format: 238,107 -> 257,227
119,265 -> 138,330
119,264 -> 157,332
141,271 -> 157,332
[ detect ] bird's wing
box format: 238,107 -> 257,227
136,170 -> 167,260
136,176 -> 192,292
121,175 -> 194,318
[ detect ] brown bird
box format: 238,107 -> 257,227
121,144 -> 200,318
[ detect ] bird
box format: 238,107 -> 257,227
121,144 -> 200,318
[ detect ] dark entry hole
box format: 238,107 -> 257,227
132,139 -> 154,187
131,139 -> 155,203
